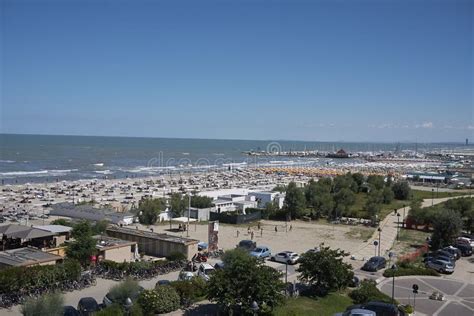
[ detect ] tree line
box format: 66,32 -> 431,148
270,173 -> 411,223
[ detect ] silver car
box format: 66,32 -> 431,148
425,259 -> 455,274
270,251 -> 300,265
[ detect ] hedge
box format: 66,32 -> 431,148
350,279 -> 395,305
0,259 -> 81,294
383,264 -> 440,278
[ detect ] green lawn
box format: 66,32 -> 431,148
345,227 -> 375,241
411,189 -> 471,200
273,293 -> 353,316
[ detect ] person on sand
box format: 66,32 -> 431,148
237,230 -> 240,238
275,226 -> 278,233
251,231 -> 254,240
260,228 -> 263,237
289,224 -> 293,231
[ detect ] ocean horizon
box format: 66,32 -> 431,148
0,133 -> 469,184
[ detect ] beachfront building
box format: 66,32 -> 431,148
50,202 -> 135,225
248,191 -> 285,209
94,235 -> 139,262
0,224 -> 58,250
105,226 -> 199,260
0,247 -> 62,269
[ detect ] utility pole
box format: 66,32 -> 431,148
187,194 -> 191,237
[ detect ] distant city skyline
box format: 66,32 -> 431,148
1,0 -> 472,142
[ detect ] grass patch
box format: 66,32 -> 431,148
411,189 -> 470,200
383,261 -> 440,277
345,227 -> 375,241
273,293 -> 353,316
398,229 -> 431,244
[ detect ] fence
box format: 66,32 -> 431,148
209,211 -> 261,224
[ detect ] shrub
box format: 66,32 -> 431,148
383,262 -> 440,277
137,287 -> 180,315
349,279 -> 394,304
21,292 -> 64,316
107,278 -> 142,305
166,251 -> 186,261
95,304 -> 124,316
170,278 -> 207,306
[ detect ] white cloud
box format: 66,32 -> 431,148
468,125 -> 474,130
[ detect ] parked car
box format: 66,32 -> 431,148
63,306 -> 80,316
156,280 -> 171,286
77,297 -> 100,316
334,309 -> 376,316
270,251 -> 300,265
425,259 -> 455,274
435,249 -> 456,260
342,301 -> 407,316
103,286 -> 144,307
250,246 -> 271,259
178,270 -> 195,281
442,246 -> 461,260
454,243 -> 473,256
456,236 -> 474,247
197,263 -> 215,281
197,242 -> 208,251
237,240 -> 256,251
361,256 -> 386,272
214,261 -> 225,270
423,253 -> 456,266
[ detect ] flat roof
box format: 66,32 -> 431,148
33,225 -> 72,234
0,224 -> 56,239
0,247 -> 62,267
106,226 -> 199,246
93,235 -> 136,251
50,202 -> 134,223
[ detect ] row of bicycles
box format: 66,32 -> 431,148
0,272 -> 96,309
92,260 -> 186,281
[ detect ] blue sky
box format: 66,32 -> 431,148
1,0 -> 472,142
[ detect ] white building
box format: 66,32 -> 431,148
248,191 -> 285,209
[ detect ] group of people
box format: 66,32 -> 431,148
236,222 -> 293,239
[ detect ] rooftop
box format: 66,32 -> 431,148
33,225 -> 73,234
106,226 -> 199,246
93,235 -> 136,251
0,247 -> 62,267
0,224 -> 56,239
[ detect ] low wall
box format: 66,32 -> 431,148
209,211 -> 261,224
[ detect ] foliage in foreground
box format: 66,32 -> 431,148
137,287 -> 180,315
383,261 -> 440,277
0,259 -> 81,294
170,277 -> 207,307
66,221 -> 97,265
297,246 -> 354,296
349,279 -> 395,305
21,292 -> 64,316
273,293 -> 353,316
107,278 -> 142,306
207,248 -> 285,314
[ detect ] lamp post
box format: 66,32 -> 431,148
412,284 -> 419,315
391,264 -> 397,304
124,297 -> 133,316
373,240 -> 379,257
431,188 -> 434,206
250,301 -> 259,315
187,194 -> 191,237
396,213 -> 400,241
402,204 -> 406,229
377,227 -> 382,257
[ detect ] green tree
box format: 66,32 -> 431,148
21,293 -> 64,316
382,187 -> 394,204
333,188 -> 355,218
170,278 -> 207,307
66,221 -> 96,266
297,246 -> 353,296
50,219 -> 73,227
170,193 -> 187,217
95,305 -> 124,316
392,181 -> 411,200
207,249 -> 285,314
107,278 -> 142,306
262,199 -> 280,219
334,174 -> 358,193
352,173 -> 365,189
284,182 -> 306,219
349,279 -> 393,304
92,220 -> 109,234
137,287 -> 180,315
136,198 -> 166,225
367,175 -> 385,191
272,184 -> 287,193
431,209 -> 463,249
190,195 -> 214,208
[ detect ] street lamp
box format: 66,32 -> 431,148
431,188 -> 434,206
396,213 -> 400,241
250,301 -> 259,315
377,227 -> 382,257
124,297 -> 133,315
373,240 -> 379,257
187,194 -> 191,237
402,204 -> 406,229
391,264 -> 397,304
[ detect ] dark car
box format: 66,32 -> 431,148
423,253 -> 455,266
436,249 -> 456,261
346,301 -> 407,316
236,240 -> 256,251
362,256 -> 386,272
77,297 -> 100,316
103,285 -> 144,307
156,280 -> 171,286
63,306 -> 80,316
441,246 -> 461,260
454,243 -> 473,256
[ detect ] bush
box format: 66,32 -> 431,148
349,279 -> 394,304
107,278 -> 142,306
383,262 -> 440,277
166,252 -> 187,261
137,287 -> 180,315
21,292 -> 64,316
95,304 -> 124,316
170,278 -> 207,306
0,259 -> 81,294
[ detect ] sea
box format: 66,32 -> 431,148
0,134 -> 467,184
